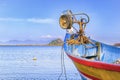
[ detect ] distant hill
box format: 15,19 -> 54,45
114,43 -> 120,46
48,38 -> 63,46
0,38 -> 57,45
0,38 -> 63,46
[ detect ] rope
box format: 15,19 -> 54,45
58,45 -> 67,80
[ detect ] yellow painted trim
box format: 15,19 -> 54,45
74,61 -> 120,80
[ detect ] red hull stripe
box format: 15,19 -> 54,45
67,54 -> 120,72
78,70 -> 100,80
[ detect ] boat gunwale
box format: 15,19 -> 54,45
66,53 -> 120,72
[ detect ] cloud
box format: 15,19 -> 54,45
0,17 -> 56,24
40,34 -> 56,38
27,18 -> 56,24
40,35 -> 63,39
41,35 -> 53,38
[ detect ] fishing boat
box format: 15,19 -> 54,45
59,10 -> 120,80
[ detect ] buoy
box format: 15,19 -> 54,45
33,57 -> 37,60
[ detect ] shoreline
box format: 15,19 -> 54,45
0,44 -> 62,46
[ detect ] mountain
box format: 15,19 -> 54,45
114,43 -> 120,46
0,38 -> 57,45
48,38 -> 63,46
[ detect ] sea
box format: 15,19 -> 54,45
0,46 -> 82,80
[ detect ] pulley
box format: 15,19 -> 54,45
59,14 -> 73,29
59,10 -> 91,45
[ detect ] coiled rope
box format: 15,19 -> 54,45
58,45 -> 67,80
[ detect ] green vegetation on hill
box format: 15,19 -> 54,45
48,38 -> 63,46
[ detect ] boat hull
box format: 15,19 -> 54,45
63,33 -> 120,80
67,54 -> 120,80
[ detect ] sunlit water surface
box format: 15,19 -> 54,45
0,46 -> 81,80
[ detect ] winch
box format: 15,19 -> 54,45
59,10 -> 90,45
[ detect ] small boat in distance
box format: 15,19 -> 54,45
59,10 -> 120,80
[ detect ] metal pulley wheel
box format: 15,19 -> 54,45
59,15 -> 72,29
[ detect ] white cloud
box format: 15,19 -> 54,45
27,18 -> 56,24
0,17 -> 56,24
40,35 -> 63,39
41,35 -> 53,38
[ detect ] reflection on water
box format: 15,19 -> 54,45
0,46 -> 81,80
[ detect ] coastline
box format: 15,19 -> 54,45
0,38 -> 63,47
0,44 -> 62,46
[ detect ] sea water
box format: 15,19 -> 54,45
0,46 -> 81,80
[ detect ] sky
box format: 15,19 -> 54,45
0,0 -> 120,44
